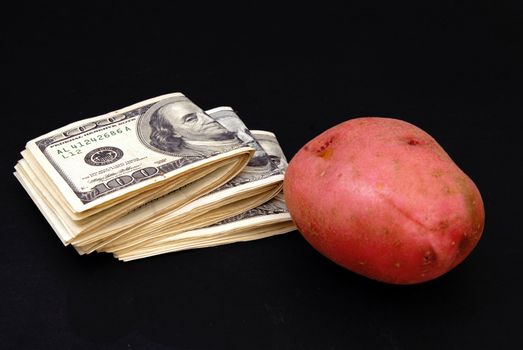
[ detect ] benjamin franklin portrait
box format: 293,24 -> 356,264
137,97 -> 242,158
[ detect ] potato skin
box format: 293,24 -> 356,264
284,117 -> 484,284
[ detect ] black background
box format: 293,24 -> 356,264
2,2 -> 522,349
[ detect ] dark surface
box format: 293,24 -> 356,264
2,2 -> 522,349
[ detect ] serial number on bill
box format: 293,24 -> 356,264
54,127 -> 132,158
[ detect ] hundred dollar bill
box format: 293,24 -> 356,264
14,93 -> 254,244
114,130 -> 296,261
22,93 -> 254,216
77,108 -> 285,254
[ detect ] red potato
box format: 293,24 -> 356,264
284,117 -> 484,284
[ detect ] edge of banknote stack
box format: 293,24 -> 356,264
13,92 -> 296,261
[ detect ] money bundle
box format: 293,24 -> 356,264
14,93 -> 296,261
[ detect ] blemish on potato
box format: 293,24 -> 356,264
319,170 -> 326,177
432,169 -> 443,178
438,220 -> 450,230
455,176 -> 467,186
307,222 -> 317,236
456,176 -> 482,232
442,185 -> 453,195
316,136 -> 334,152
422,249 -> 437,265
318,147 -> 333,159
403,136 -> 427,146
458,235 -> 472,255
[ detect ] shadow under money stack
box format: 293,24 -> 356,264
14,93 -> 296,261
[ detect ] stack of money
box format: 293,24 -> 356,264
14,93 -> 296,261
